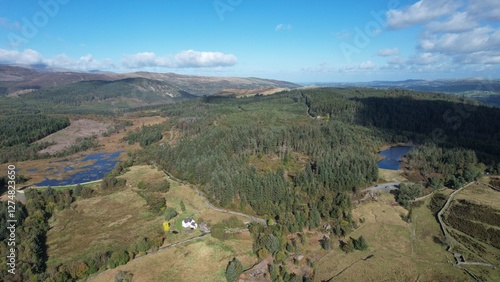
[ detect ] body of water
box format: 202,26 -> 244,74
378,146 -> 413,170
35,152 -> 121,186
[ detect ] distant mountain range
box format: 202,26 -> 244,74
314,79 -> 500,107
1,65 -> 499,110
0,65 -> 299,98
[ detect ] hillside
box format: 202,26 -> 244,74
1,86 -> 500,281
320,79 -> 500,107
0,65 -> 299,97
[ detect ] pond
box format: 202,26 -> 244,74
35,152 -> 121,187
378,146 -> 413,170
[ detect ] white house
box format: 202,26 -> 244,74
182,218 -> 197,229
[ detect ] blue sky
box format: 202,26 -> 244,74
0,0 -> 499,82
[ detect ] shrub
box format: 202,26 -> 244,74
223,216 -> 245,229
354,236 -> 368,251
164,207 -> 178,221
320,235 -> 332,251
114,270 -> 134,282
108,250 -> 129,268
211,223 -> 227,240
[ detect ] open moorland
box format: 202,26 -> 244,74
316,192 -> 471,282
45,165 -> 257,280
13,115 -> 166,186
442,181 -> 500,281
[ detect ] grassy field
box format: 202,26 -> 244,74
444,183 -> 500,281
46,165 -> 257,279
89,234 -> 255,282
46,184 -> 164,266
316,193 -> 471,282
378,168 -> 409,183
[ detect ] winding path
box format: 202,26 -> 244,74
155,165 -> 267,225
435,182 -> 496,281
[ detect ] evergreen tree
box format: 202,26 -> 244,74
180,200 -> 186,212
225,258 -> 243,282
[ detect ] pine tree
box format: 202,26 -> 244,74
357,236 -> 368,251
225,258 -> 243,282
180,200 -> 186,212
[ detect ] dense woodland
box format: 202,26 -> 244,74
133,88 -> 500,230
0,78 -> 194,115
128,88 -> 500,276
0,115 -> 69,148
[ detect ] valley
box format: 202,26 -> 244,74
0,67 -> 499,282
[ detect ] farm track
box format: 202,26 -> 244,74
155,165 -> 267,225
435,182 -> 496,281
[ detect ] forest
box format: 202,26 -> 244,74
2,86 -> 500,281
0,115 -> 70,148
130,88 -> 500,237
0,78 -> 194,116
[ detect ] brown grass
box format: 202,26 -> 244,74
38,119 -> 110,154
446,183 -> 500,278
12,116 -> 166,187
378,168 -> 409,183
67,165 -> 258,281
46,186 -> 164,266
454,182 -> 500,209
316,193 -> 470,282
89,235 -> 255,282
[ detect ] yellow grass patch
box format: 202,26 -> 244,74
378,168 -> 408,182
454,182 -> 500,209
89,235 -> 255,282
46,188 -> 163,266
316,193 -> 470,282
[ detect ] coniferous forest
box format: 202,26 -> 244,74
2,87 -> 500,281
130,88 -> 500,234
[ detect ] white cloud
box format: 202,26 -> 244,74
0,49 -> 237,71
409,52 -> 446,65
420,26 -> 499,54
426,12 -> 478,32
0,48 -> 115,70
49,54 -> 115,70
0,49 -> 45,65
469,0 -> 500,22
387,0 -> 460,29
388,56 -> 406,65
377,48 -> 400,56
383,0 -> 500,74
122,50 -> 237,68
175,50 -> 237,67
275,23 -> 292,31
122,52 -> 161,68
455,51 -> 500,65
338,65 -> 357,73
359,61 -> 376,70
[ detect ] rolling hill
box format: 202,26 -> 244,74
319,79 -> 500,107
0,65 -> 299,97
0,65 -> 300,114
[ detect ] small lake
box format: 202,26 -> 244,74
378,146 -> 413,170
35,152 -> 121,187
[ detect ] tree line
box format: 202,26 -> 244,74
0,114 -> 70,148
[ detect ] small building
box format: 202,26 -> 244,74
182,218 -> 197,229
200,222 -> 210,233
